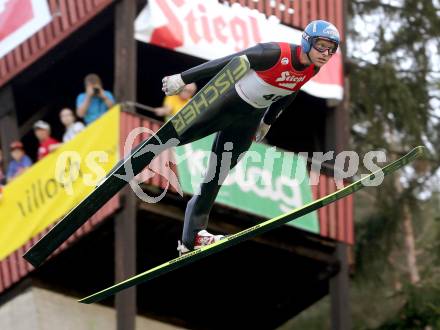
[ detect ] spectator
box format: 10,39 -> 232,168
76,73 -> 115,125
33,120 -> 59,160
6,141 -> 33,182
154,83 -> 197,120
59,108 -> 85,142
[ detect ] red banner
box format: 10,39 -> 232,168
0,0 -> 51,58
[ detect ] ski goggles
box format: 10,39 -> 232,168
311,38 -> 338,55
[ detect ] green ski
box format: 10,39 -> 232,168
23,56 -> 250,268
79,146 -> 425,304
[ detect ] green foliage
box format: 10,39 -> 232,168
376,284 -> 440,330
354,210 -> 397,282
349,0 -> 438,153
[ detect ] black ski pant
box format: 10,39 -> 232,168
177,88 -> 266,249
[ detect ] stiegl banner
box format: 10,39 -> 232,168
135,0 -> 344,100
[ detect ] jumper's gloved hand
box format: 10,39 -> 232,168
162,74 -> 185,96
255,119 -> 271,142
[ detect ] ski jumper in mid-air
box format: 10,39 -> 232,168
160,20 -> 341,255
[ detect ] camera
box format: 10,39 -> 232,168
93,87 -> 100,95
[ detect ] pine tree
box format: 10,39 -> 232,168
349,0 -> 440,328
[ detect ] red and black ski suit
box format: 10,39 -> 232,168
179,42 -> 319,248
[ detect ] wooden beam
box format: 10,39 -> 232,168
114,0 -> 136,102
330,242 -> 352,330
0,85 -> 19,168
18,106 -> 51,138
114,0 -> 137,328
114,188 -> 137,330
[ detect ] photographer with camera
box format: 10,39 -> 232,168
76,73 -> 115,125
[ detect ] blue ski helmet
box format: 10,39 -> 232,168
301,20 -> 340,53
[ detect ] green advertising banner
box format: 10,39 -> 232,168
175,135 -> 319,233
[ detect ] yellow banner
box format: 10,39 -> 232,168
0,106 -> 120,261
